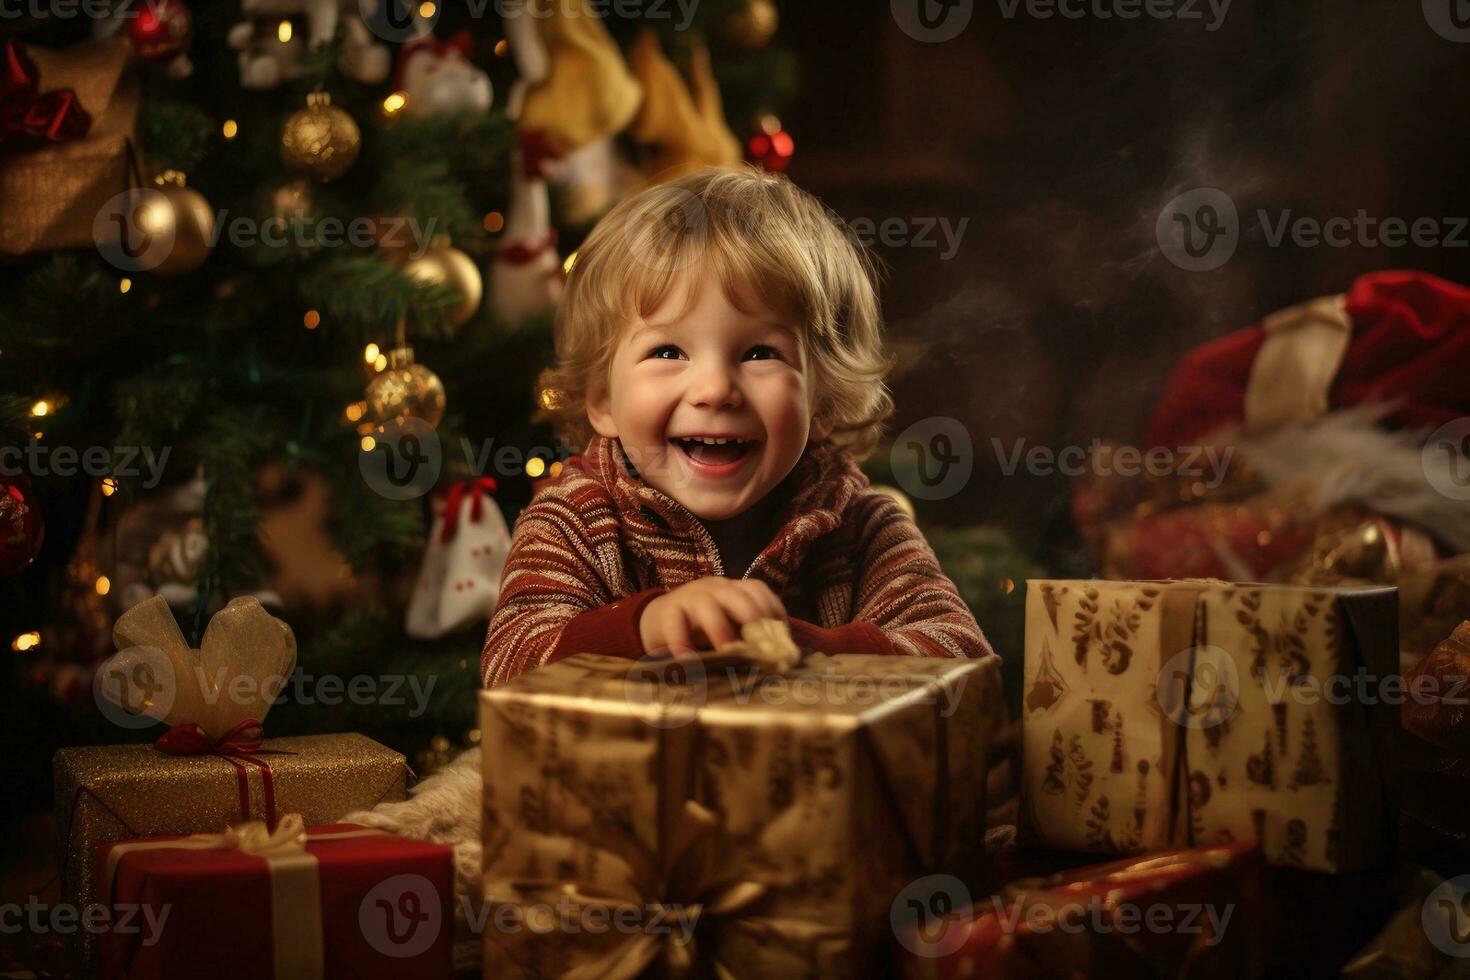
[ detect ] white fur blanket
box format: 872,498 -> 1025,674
344,748 -> 484,977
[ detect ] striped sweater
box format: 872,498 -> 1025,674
480,435 -> 993,688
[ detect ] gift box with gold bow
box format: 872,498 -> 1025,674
96,814 -> 452,980
1019,579 -> 1397,872
478,621 -> 1004,979
53,597 -> 409,965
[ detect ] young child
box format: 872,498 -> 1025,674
480,166 -> 992,688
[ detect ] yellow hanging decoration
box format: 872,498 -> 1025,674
517,0 -> 643,155
628,32 -> 741,183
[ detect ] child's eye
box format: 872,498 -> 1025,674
648,345 -> 684,360
744,345 -> 784,361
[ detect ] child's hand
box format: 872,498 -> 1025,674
638,578 -> 787,656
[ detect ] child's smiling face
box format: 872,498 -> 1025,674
587,269 -> 830,521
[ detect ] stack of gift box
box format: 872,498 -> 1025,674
52,595 -> 454,979
66,575 -> 1404,978
889,578 -> 1401,978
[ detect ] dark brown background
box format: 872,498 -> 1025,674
780,0 -> 1470,561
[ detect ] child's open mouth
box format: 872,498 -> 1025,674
670,435 -> 759,475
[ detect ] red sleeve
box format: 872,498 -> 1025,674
547,587 -> 666,663
787,618 -> 897,656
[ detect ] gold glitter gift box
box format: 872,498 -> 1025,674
479,628 -> 1004,979
1020,579 -> 1397,872
54,732 -> 408,964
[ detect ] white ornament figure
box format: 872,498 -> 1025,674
491,9 -> 565,324
228,0 -> 390,91
406,478 -> 511,640
396,33 -> 492,117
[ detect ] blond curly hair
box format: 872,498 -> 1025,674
536,166 -> 894,462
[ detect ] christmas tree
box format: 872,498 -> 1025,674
0,0 -> 796,801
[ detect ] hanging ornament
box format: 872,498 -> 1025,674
402,235 -> 483,327
146,515 -> 209,606
365,345 -> 447,427
628,33 -> 742,182
268,178 -> 312,224
125,0 -> 193,64
0,473 -> 44,576
281,92 -> 360,182
395,32 -> 493,117
143,169 -> 215,276
747,115 -> 794,173
406,477 -> 511,639
720,0 -> 779,50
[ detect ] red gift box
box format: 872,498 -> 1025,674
96,816 -> 453,980
896,842 -> 1264,980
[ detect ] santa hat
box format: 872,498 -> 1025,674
1147,270 -> 1470,448
1144,270 -> 1470,553
392,31 -> 473,92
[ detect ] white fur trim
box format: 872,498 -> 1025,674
1205,404 -> 1470,554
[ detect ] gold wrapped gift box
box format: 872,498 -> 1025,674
479,650 -> 1003,979
53,732 -> 407,963
1020,579 -> 1396,872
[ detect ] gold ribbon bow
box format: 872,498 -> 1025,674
486,799 -> 838,980
190,811 -> 307,855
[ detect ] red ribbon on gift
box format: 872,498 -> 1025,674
154,717 -> 290,830
1,40 -> 93,153
438,476 -> 498,543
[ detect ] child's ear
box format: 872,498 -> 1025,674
810,412 -> 833,443
586,381 -> 618,439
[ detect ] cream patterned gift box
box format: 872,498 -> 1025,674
1020,579 -> 1396,871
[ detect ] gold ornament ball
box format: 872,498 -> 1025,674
402,236 -> 483,327
140,170 -> 215,276
281,92 -> 361,182
722,0 -> 778,49
365,347 -> 446,427
871,484 -> 916,522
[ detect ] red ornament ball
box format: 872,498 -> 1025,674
126,0 -> 193,63
0,474 -> 44,576
747,127 -> 794,173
